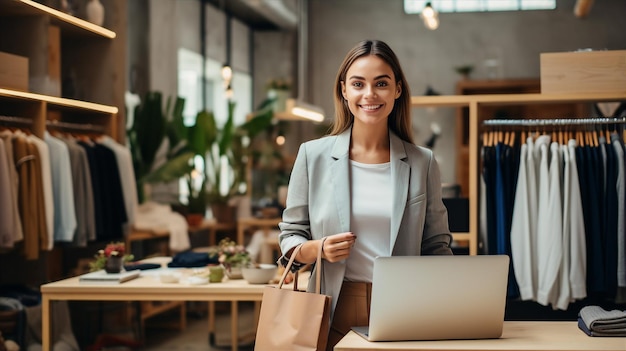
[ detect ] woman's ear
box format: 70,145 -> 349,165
395,82 -> 402,99
341,81 -> 348,100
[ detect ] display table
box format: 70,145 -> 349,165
334,321 -> 626,350
40,271 -> 269,351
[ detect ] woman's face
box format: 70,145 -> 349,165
341,55 -> 401,128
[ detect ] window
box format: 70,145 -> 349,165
177,48 -> 253,206
177,48 -> 251,128
404,0 -> 556,13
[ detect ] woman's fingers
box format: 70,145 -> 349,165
322,232 -> 357,262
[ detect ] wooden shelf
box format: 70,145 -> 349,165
0,87 -> 118,114
411,92 -> 626,107
1,0 -> 115,38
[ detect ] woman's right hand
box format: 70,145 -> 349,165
321,232 -> 357,263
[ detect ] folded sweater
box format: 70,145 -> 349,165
578,305 -> 626,337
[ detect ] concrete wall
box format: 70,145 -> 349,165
305,0 -> 626,183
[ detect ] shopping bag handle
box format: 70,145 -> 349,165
278,237 -> 327,294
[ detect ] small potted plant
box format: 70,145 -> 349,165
90,242 -> 134,273
209,238 -> 251,279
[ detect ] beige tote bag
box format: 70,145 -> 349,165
254,238 -> 331,351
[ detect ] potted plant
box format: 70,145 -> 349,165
89,242 -> 134,273
208,238 -> 251,279
143,99 -> 274,223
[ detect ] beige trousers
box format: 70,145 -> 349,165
326,282 -> 372,351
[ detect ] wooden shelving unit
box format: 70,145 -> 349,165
411,91 -> 626,255
0,0 -> 126,141
0,0 -> 126,285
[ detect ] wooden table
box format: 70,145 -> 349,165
40,273 -> 269,351
334,321 -> 626,350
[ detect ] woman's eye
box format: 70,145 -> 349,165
376,81 -> 389,87
352,82 -> 363,88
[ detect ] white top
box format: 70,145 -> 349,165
345,160 -> 391,282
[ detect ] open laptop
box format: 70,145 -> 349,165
352,255 -> 509,341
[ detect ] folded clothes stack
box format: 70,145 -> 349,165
578,305 -> 626,336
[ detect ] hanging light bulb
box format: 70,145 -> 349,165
221,64 -> 232,83
420,2 -> 439,30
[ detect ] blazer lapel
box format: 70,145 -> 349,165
330,129 -> 352,233
389,132 -> 409,250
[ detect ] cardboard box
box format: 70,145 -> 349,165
0,51 -> 29,91
540,50 -> 626,94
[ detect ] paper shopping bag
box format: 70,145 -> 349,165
254,239 -> 331,351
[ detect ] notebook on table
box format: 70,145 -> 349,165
352,254 -> 510,342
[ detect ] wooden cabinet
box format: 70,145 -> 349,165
412,91 -> 626,255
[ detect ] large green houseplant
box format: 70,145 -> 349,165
143,99 -> 274,222
127,91 -> 189,203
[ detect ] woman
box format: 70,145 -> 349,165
278,39 -> 453,350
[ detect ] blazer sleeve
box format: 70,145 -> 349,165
277,143 -> 313,268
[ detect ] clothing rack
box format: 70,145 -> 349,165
483,117 -> 626,127
0,115 -> 106,133
0,115 -> 35,125
46,119 -> 106,133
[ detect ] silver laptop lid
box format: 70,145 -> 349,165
367,255 -> 509,341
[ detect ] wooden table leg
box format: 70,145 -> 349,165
209,228 -> 217,246
253,301 -> 261,331
237,225 -> 245,247
231,301 -> 239,351
208,301 -> 215,337
42,296 -> 50,351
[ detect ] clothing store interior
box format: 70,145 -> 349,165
0,0 -> 625,350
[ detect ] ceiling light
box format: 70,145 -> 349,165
221,64 -> 232,83
286,98 -> 325,123
420,2 -> 439,30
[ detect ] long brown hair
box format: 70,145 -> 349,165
330,40 -> 413,144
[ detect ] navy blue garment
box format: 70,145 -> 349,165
583,145 -> 606,294
167,251 -> 219,268
494,143 -> 507,255
603,141 -> 618,298
123,263 -> 161,271
500,141 -> 521,298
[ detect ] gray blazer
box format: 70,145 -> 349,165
278,127 -> 453,315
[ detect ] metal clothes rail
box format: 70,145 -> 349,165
483,117 -> 626,127
0,115 -> 106,132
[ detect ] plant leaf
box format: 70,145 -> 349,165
142,151 -> 195,183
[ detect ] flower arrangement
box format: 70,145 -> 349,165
89,242 -> 134,272
211,238 -> 251,268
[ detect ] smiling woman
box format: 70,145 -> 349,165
277,39 -> 453,351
